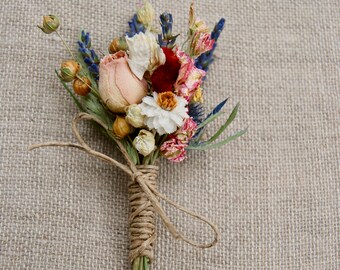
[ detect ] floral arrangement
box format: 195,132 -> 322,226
32,1 -> 245,269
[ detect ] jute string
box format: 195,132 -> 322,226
29,112 -> 220,262
128,165 -> 158,261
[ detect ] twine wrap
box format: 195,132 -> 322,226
128,165 -> 158,262
29,112 -> 220,264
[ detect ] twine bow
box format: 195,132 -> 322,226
29,112 -> 220,252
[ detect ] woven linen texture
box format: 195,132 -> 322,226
1,0 -> 339,269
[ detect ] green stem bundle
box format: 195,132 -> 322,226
132,256 -> 150,270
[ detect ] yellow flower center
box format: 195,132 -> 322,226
157,92 -> 178,111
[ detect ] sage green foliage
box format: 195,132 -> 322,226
189,103 -> 246,150
122,138 -> 140,165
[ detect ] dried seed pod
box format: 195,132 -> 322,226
112,116 -> 133,139
73,77 -> 91,96
37,15 -> 60,34
108,37 -> 127,54
60,60 -> 81,82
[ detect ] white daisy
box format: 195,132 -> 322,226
139,92 -> 189,135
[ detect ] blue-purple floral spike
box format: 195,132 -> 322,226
78,31 -> 100,80
126,14 -> 146,37
188,102 -> 205,125
158,12 -> 178,48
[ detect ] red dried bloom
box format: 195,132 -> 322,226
151,47 -> 181,93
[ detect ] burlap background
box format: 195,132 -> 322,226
1,0 -> 339,269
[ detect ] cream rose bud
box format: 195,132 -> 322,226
98,51 -> 148,113
126,31 -> 166,80
133,129 -> 155,156
125,104 -> 145,128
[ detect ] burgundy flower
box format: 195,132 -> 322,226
151,47 -> 181,93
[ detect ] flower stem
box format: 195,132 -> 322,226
55,30 -> 75,59
132,256 -> 150,270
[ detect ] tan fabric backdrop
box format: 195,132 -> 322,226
1,0 -> 339,269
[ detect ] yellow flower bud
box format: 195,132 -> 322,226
60,60 -> 81,82
108,37 -> 127,54
137,0 -> 155,27
113,116 -> 133,139
73,77 -> 91,96
192,87 -> 203,103
37,15 -> 60,34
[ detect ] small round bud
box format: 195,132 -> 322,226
60,60 -> 81,82
133,129 -> 155,156
112,116 -> 133,139
108,37 -> 127,54
125,104 -> 145,128
73,77 -> 91,96
38,15 -> 60,34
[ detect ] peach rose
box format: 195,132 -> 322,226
98,51 -> 148,113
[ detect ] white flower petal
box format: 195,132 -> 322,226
142,96 -> 158,107
161,119 -> 177,133
169,112 -> 184,126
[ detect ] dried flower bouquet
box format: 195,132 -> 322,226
32,2 -> 245,269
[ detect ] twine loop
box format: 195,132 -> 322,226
29,112 -> 220,262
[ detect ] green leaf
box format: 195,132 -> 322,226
55,69 -> 85,112
197,111 -> 224,129
186,129 -> 246,150
201,102 -> 240,145
190,111 -> 224,145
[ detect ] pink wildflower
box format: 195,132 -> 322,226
174,49 -> 206,101
160,118 -> 197,162
160,138 -> 187,162
190,32 -> 215,57
175,117 -> 197,143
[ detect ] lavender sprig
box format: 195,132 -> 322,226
158,12 -> 178,48
188,102 -> 205,125
78,31 -> 100,80
195,18 -> 225,73
126,14 -> 146,37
